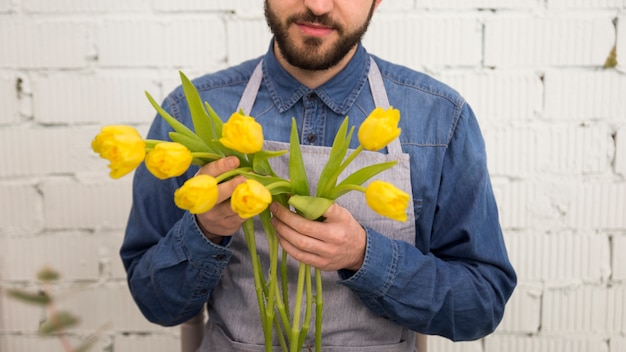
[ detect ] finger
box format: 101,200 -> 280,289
216,175 -> 246,204
197,156 -> 240,177
270,203 -> 320,236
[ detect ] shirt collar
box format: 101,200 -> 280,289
262,39 -> 371,115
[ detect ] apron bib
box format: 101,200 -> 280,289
198,58 -> 417,352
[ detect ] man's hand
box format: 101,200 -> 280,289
195,156 -> 246,243
270,202 -> 366,272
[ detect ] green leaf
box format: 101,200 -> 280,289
251,149 -> 287,176
316,117 -> 353,197
205,101 -> 224,140
39,311 -> 79,335
180,71 -> 214,144
7,289 -> 52,305
37,267 -> 60,282
288,195 -> 334,221
289,118 -> 310,196
145,91 -> 198,140
330,161 -> 397,199
168,131 -> 212,153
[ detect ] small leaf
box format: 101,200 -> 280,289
168,131 -> 212,153
252,149 -> 287,176
180,71 -> 214,144
205,102 -> 224,140
146,91 -> 198,140
289,118 -> 310,196
331,161 -> 398,199
317,117 -> 353,197
7,289 -> 52,305
39,311 -> 79,335
37,266 -> 60,282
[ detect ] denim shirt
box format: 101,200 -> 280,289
121,42 -> 517,341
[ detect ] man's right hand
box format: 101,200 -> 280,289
195,156 -> 246,243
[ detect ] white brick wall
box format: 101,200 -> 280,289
1,1 -> 624,352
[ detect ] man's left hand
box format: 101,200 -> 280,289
270,202 -> 366,272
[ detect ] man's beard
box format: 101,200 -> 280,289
264,1 -> 375,71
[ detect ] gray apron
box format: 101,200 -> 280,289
198,58 -> 417,351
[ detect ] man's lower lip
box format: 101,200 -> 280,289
296,23 -> 334,36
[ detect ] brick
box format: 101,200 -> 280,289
0,126 -> 114,178
491,180 -> 537,229
612,337 -> 626,352
505,232 -> 611,284
427,335 -> 482,352
485,16 -> 615,67
485,334 -> 609,352
483,126 -> 540,177
376,0 -> 414,11
154,0 -> 260,13
564,184 -> 626,229
418,0 -> 536,10
2,232 -> 124,282
0,182 -> 44,236
226,17 -> 272,66
0,0 -> 11,12
22,0 -> 150,13
438,71 -> 543,123
41,177 -> 133,230
548,0 -> 626,9
32,73 -> 160,125
618,16 -> 626,69
544,70 -> 626,120
537,123 -> 614,175
497,283 -> 542,333
617,127 -> 626,176
364,15 -> 482,68
543,285 -> 625,334
0,75 -> 19,125
96,18 -> 226,68
614,235 -> 626,281
0,19 -> 89,69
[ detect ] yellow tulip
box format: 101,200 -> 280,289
145,142 -> 193,180
231,179 -> 272,219
364,180 -> 409,222
174,175 -> 219,214
220,112 -> 264,154
91,125 -> 146,179
357,107 -> 401,151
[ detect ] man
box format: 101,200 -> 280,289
121,0 -> 517,350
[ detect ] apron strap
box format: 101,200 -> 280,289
237,57 -> 403,156
367,57 -> 402,156
237,60 -> 264,115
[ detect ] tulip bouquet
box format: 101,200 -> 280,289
92,72 -> 409,352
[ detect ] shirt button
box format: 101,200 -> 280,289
306,93 -> 316,101
306,133 -> 317,144
214,254 -> 227,261
200,288 -> 208,295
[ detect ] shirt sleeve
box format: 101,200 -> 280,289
120,98 -> 233,326
337,102 -> 517,341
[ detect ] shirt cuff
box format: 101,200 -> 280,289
337,227 -> 399,297
179,211 -> 233,272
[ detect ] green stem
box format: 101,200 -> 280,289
215,167 -> 253,183
260,211 -> 279,347
315,269 -> 323,352
327,184 -> 366,200
298,267 -> 313,351
242,219 -> 272,351
290,263 -> 307,351
281,250 -> 290,319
